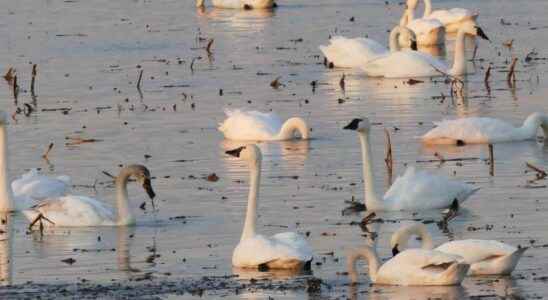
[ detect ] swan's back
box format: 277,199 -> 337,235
422,117 -> 522,144
12,169 -> 70,200
219,109 -> 283,141
319,36 -> 387,68
427,9 -> 476,25
383,167 -> 476,210
436,240 -> 517,263
407,19 -> 443,35
361,51 -> 448,78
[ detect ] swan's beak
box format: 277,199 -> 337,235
343,119 -> 362,130
226,146 -> 245,157
392,244 -> 400,256
476,26 -> 489,41
410,39 -> 418,51
143,178 -> 156,199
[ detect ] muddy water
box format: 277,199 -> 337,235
1,0 -> 548,298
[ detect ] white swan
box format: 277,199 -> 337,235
319,25 -> 417,68
0,111 -> 70,212
407,0 -> 479,34
391,222 -> 527,275
400,6 -> 445,46
219,109 -> 309,141
23,165 -> 156,227
196,0 -> 275,9
422,113 -> 548,145
343,118 -> 478,211
226,145 -> 313,270
360,22 -> 489,78
347,245 -> 469,285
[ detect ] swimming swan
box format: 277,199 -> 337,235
196,0 -> 275,9
347,245 -> 469,285
400,6 -> 445,46
219,110 -> 309,141
226,145 -> 313,270
343,118 -> 478,211
361,22 -> 489,78
407,0 -> 479,34
0,111 -> 70,212
422,113 -> 548,145
391,222 -> 527,275
319,25 -> 417,68
23,165 -> 156,227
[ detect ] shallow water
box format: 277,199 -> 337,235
1,0 -> 548,298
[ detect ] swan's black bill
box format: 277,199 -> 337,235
392,244 -> 400,256
410,40 -> 418,51
476,26 -> 489,41
343,119 -> 363,130
226,146 -> 245,157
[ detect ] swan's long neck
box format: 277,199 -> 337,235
0,125 -> 13,212
449,30 -> 467,76
357,131 -> 384,210
389,26 -> 403,52
393,223 -> 434,250
196,0 -> 205,7
278,118 -> 309,140
347,247 -> 381,283
422,0 -> 432,17
115,169 -> 135,225
520,114 -> 548,139
241,159 -> 261,241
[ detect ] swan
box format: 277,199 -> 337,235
390,222 -> 527,275
422,113 -> 548,145
319,25 -> 417,68
23,165 -> 156,227
196,0 -> 275,9
347,245 -> 469,285
360,22 -> 489,78
399,6 -> 445,46
219,109 -> 309,141
407,0 -> 479,34
343,118 -> 478,211
226,145 -> 313,270
0,111 -> 70,212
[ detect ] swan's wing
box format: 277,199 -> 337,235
436,240 -> 517,263
211,0 -> 242,8
12,169 -> 71,200
361,50 -> 448,78
422,117 -> 518,143
232,233 -> 312,267
24,195 -> 115,227
384,167 -> 477,210
218,109 -> 283,141
319,36 -> 387,68
407,19 -> 443,35
428,9 -> 475,25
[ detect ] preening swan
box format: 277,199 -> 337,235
219,109 -> 310,141
407,0 -> 479,34
343,118 -> 477,211
23,165 -> 156,227
391,222 -> 527,275
0,111 -> 70,212
226,145 -> 313,270
196,0 -> 275,9
400,6 -> 445,46
360,22 -> 489,78
319,25 -> 417,68
422,113 -> 548,145
347,245 -> 469,285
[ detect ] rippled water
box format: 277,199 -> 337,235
1,0 -> 548,298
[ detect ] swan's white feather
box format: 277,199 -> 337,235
361,50 -> 448,78
232,233 -> 313,268
383,167 -> 476,210
211,0 -> 274,8
407,18 -> 443,35
436,240 -> 516,263
219,109 -> 283,141
319,36 -> 387,68
12,169 -> 71,201
427,9 -> 476,26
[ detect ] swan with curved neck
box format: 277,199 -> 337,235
219,109 -> 310,141
226,145 -> 313,270
391,222 -> 527,275
320,25 -> 417,68
347,245 -> 468,285
0,111 -> 70,212
196,0 -> 275,9
23,165 -> 156,227
361,22 -> 488,78
399,5 -> 445,46
343,118 -> 478,211
422,113 -> 548,145
407,0 -> 479,34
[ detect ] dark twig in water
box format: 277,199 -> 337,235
12,74 -> 19,104
28,213 -> 55,236
526,162 -> 547,180
339,74 -> 345,92
206,39 -> 214,56
437,200 -> 458,232
507,58 -> 518,87
270,77 -> 282,89
4,67 -> 14,84
30,64 -> 37,101
384,128 -> 393,185
488,144 -> 494,176
136,69 -> 144,91
484,64 -> 491,95
190,57 -> 201,74
42,142 -> 54,160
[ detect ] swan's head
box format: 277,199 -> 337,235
343,118 -> 370,133
226,144 -> 262,164
390,222 -> 430,256
400,27 -> 418,51
0,111 -> 9,125
461,22 -> 489,41
125,164 -> 156,201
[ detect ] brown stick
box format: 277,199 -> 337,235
507,58 -> 518,87
384,128 -> 393,183
206,39 -> 214,55
484,64 -> 491,94
136,69 -> 144,90
42,142 -> 54,160
3,68 -> 14,84
339,74 -> 345,91
30,64 -> 37,97
526,162 -> 547,180
488,144 -> 494,176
